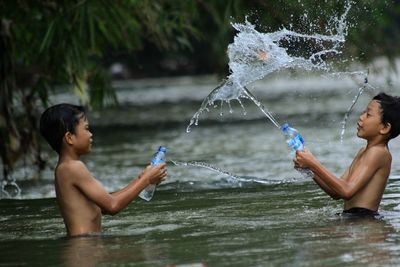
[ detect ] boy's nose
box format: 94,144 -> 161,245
357,116 -> 362,125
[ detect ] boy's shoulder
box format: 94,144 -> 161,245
361,144 -> 391,164
56,159 -> 89,182
364,143 -> 390,154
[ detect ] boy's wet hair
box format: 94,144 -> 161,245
373,92 -> 400,140
39,104 -> 86,154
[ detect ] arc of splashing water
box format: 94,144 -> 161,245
187,3 -> 352,133
186,80 -> 281,133
1,179 -> 21,198
340,86 -> 365,142
242,87 -> 281,128
171,160 -> 276,185
338,70 -> 376,142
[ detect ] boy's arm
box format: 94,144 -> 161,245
311,165 -> 352,199
295,147 -> 386,200
311,174 -> 341,199
109,165 -> 166,198
294,156 -> 347,199
69,161 -> 166,215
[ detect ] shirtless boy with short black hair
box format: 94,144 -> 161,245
40,103 -> 167,236
294,92 -> 400,217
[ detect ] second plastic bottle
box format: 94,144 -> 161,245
281,123 -> 313,178
281,123 -> 305,151
138,146 -> 167,201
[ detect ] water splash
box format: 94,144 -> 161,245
340,73 -> 376,142
1,179 -> 21,199
187,82 -> 280,131
172,160 -> 279,185
187,2 -> 352,132
327,70 -> 377,141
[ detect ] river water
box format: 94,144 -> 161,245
1,74 -> 400,266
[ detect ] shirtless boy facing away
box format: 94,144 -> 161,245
40,103 -> 167,236
294,92 -> 400,217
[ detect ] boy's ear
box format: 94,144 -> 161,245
64,132 -> 74,145
380,122 -> 391,135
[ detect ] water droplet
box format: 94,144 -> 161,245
187,4 -> 352,132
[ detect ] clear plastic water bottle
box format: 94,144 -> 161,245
139,146 -> 167,201
281,123 -> 305,151
281,123 -> 313,178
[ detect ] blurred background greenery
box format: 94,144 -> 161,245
1,0 -> 399,182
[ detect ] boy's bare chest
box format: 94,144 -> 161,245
347,153 -> 365,178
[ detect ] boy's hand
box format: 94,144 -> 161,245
140,163 -> 167,185
293,148 -> 316,169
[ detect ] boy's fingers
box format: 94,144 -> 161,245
293,159 -> 299,168
155,163 -> 167,170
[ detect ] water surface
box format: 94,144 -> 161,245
1,75 -> 400,266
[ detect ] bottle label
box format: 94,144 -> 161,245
287,134 -> 304,151
151,147 -> 166,165
151,154 -> 165,165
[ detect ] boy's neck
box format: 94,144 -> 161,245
365,136 -> 389,149
58,148 -> 81,163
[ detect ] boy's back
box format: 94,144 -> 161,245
55,159 -> 102,236
343,144 -> 391,212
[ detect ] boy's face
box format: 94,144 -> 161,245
357,100 -> 385,140
71,117 -> 93,155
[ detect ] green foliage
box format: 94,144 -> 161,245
0,0 -> 200,180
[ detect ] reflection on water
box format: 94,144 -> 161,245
61,236 -> 171,267
1,180 -> 400,266
297,217 -> 395,266
62,237 -> 108,267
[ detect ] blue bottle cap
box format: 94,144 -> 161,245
281,123 -> 289,131
158,146 -> 167,153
